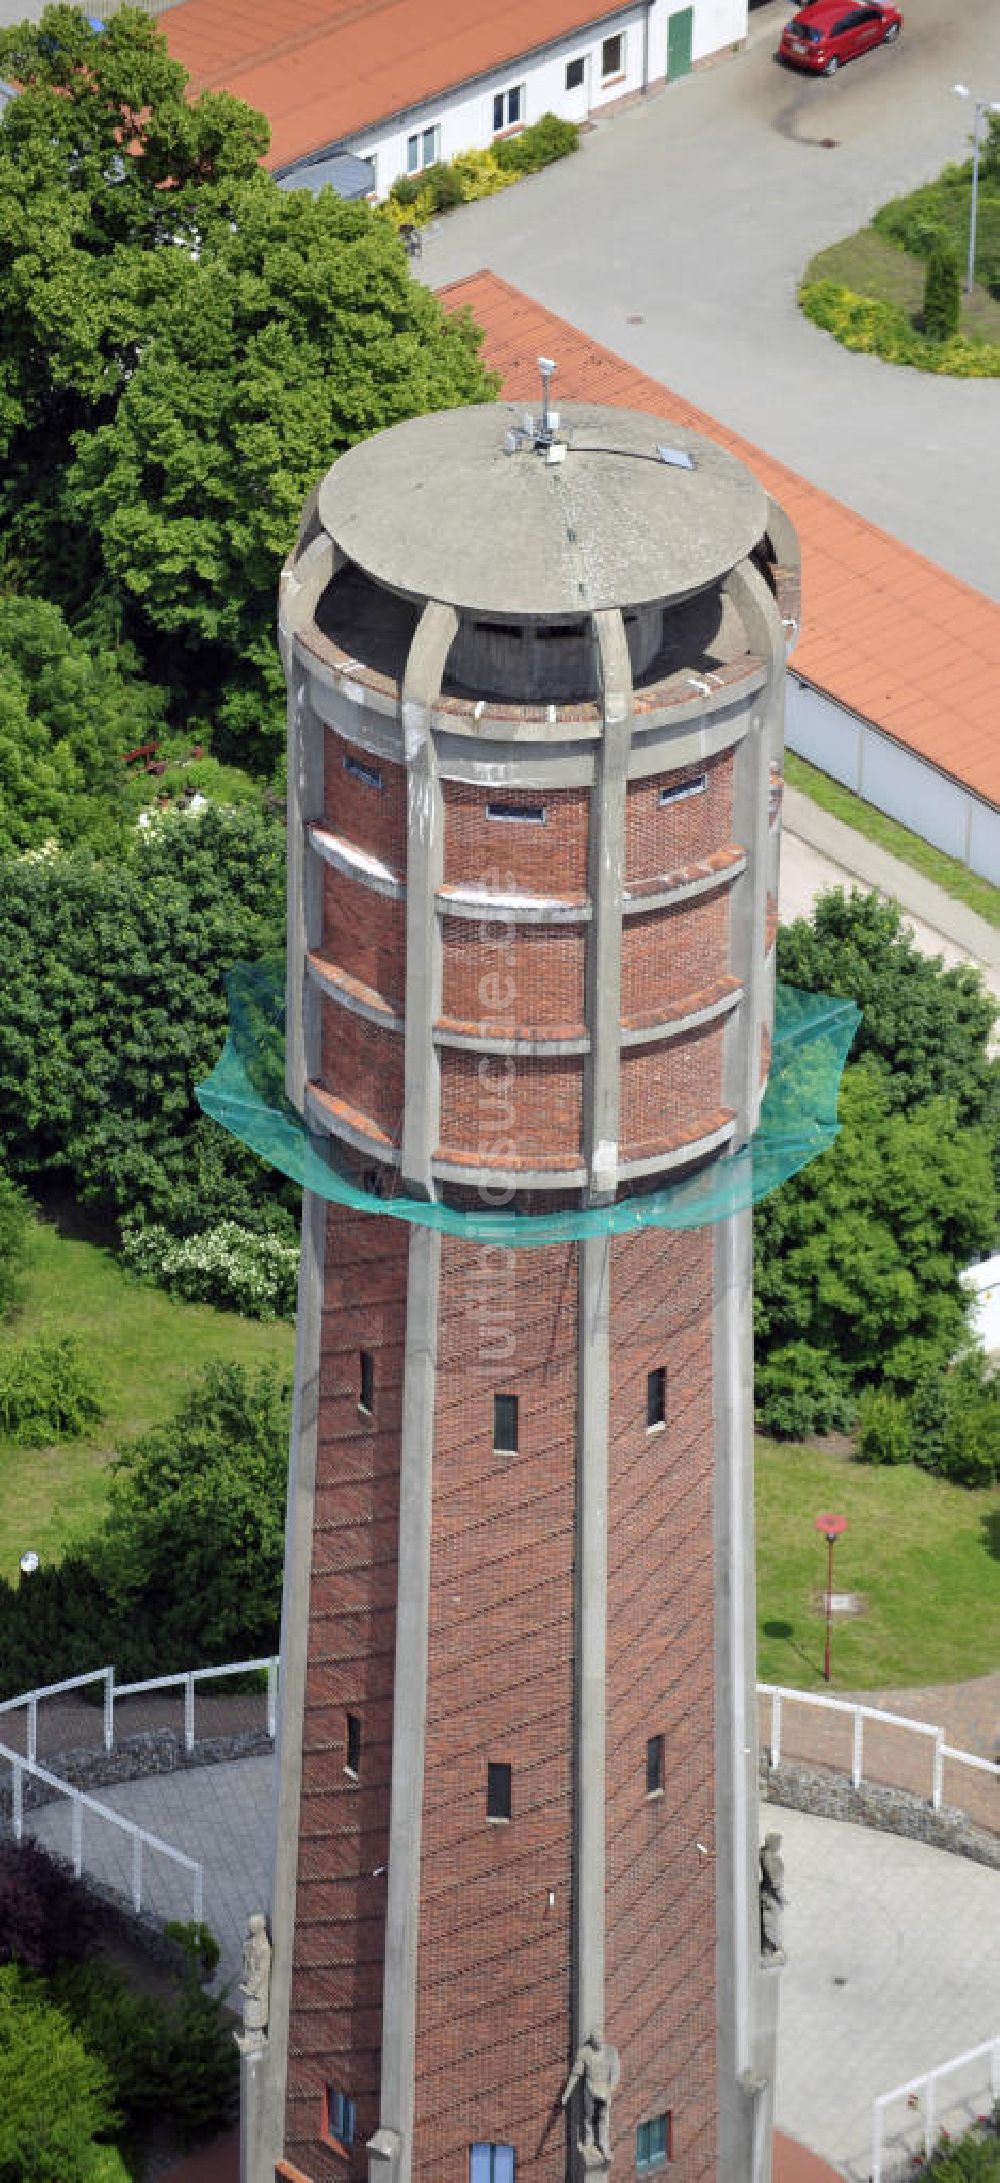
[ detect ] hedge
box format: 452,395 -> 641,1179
799,278 -> 1000,376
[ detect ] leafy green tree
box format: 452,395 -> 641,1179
0,596 -> 164,854
0,805 -> 289,1236
754,1061 -> 995,1436
924,238 -> 961,337
0,1963 -> 118,2181
93,1362 -> 290,1666
0,8 -> 497,756
0,1170 -> 29,1321
776,890 -> 998,1131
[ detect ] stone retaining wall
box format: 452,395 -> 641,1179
762,1756 -> 1000,1871
0,1726 -> 274,1816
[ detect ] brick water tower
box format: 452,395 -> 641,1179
251,382 -> 799,2183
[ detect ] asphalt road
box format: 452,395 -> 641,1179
421,0 -> 1000,599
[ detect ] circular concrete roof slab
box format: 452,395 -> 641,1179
318,402 -> 768,617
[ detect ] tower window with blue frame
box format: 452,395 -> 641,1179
470,2146 -> 515,2183
324,2086 -> 356,2150
636,2112 -> 672,2169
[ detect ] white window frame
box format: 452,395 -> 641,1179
406,123 -> 441,173
601,31 -> 625,79
492,83 -> 525,133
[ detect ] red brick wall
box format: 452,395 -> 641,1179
438,1051 -> 583,1168
621,896 -> 729,1021
283,1208 -> 410,2181
323,727 -> 407,875
625,756 -> 733,884
440,919 -> 586,1037
321,1007 -> 404,1144
619,1025 -> 725,1160
321,866 -> 405,1012
412,1236 -> 578,2182
443,784 -> 590,896
606,1227 -> 718,2181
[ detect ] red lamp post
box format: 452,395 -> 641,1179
814,1511 -> 848,1684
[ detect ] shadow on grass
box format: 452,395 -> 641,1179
761,1618 -> 823,1679
980,1508 -> 1000,1562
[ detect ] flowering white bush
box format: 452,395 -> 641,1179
122,1221 -> 299,1319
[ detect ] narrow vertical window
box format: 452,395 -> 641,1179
493,1392 -> 519,1454
346,1713 -> 361,1778
646,1734 -> 664,1797
325,2086 -> 356,2149
487,1761 -> 512,1821
646,1366 -> 667,1431
471,2149 -> 516,2183
637,2113 -> 671,2169
359,1349 -> 374,1416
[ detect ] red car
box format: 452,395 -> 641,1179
778,0 -> 902,73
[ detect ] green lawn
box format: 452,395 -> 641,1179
803,228 -> 1000,344
0,1220 -> 295,1584
755,1435 -> 1000,1690
784,752 -> 1000,930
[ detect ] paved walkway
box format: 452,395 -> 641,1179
23,1755 -> 1000,2179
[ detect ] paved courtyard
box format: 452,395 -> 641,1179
421,0 -> 1000,601
26,1762 -> 1000,2178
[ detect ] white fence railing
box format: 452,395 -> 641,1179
1,1741 -> 203,1923
759,1682 -> 998,1814
872,2035 -> 1000,2182
0,1654 -> 279,1765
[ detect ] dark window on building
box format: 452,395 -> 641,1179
343,753 -> 382,790
486,803 -> 546,825
646,1366 -> 667,1431
494,1393 -> 519,1453
658,772 -> 706,806
470,2148 -> 516,2183
359,1349 -> 374,1415
325,2086 -> 357,2149
487,1761 -> 512,1821
601,31 -> 624,75
636,2113 -> 671,2170
565,55 -> 586,88
646,1734 -> 664,1796
346,1713 -> 362,1778
492,84 -> 523,131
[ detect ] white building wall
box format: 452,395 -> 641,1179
786,674 -> 1000,885
275,0 -> 747,197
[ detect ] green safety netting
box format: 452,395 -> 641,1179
195,963 -> 859,1247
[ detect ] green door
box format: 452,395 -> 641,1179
666,5 -> 694,78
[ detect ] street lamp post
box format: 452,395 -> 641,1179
814,1512 -> 847,1684
952,85 -> 1000,296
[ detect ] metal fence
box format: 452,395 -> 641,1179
872,2035 -> 1000,2181
759,1682 -> 998,1828
1,1741 -> 203,1923
0,1654 -> 279,1765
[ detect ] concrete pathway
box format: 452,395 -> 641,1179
25,1757 -> 1000,2179
780,787 -> 1000,1007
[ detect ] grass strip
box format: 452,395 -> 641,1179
784,751 -> 1000,930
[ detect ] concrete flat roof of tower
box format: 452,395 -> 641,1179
318,402 -> 768,615
442,272 -> 1000,811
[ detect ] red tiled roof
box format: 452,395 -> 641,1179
442,272 -> 1000,811
164,0 -> 619,171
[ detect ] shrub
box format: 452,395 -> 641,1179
164,1920 -> 221,1983
0,1842 -> 100,1977
388,171 -> 422,206
856,1388 -> 912,1465
924,240 -> 961,339
0,1172 -> 30,1322
0,1963 -> 118,2182
0,1333 -> 104,1444
912,1349 -> 1000,1488
120,1220 -> 299,1319
494,111 -> 579,173
754,1342 -> 854,1441
451,147 -> 518,199
419,160 -> 465,212
800,277 -> 1000,376
53,1958 -> 238,2147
